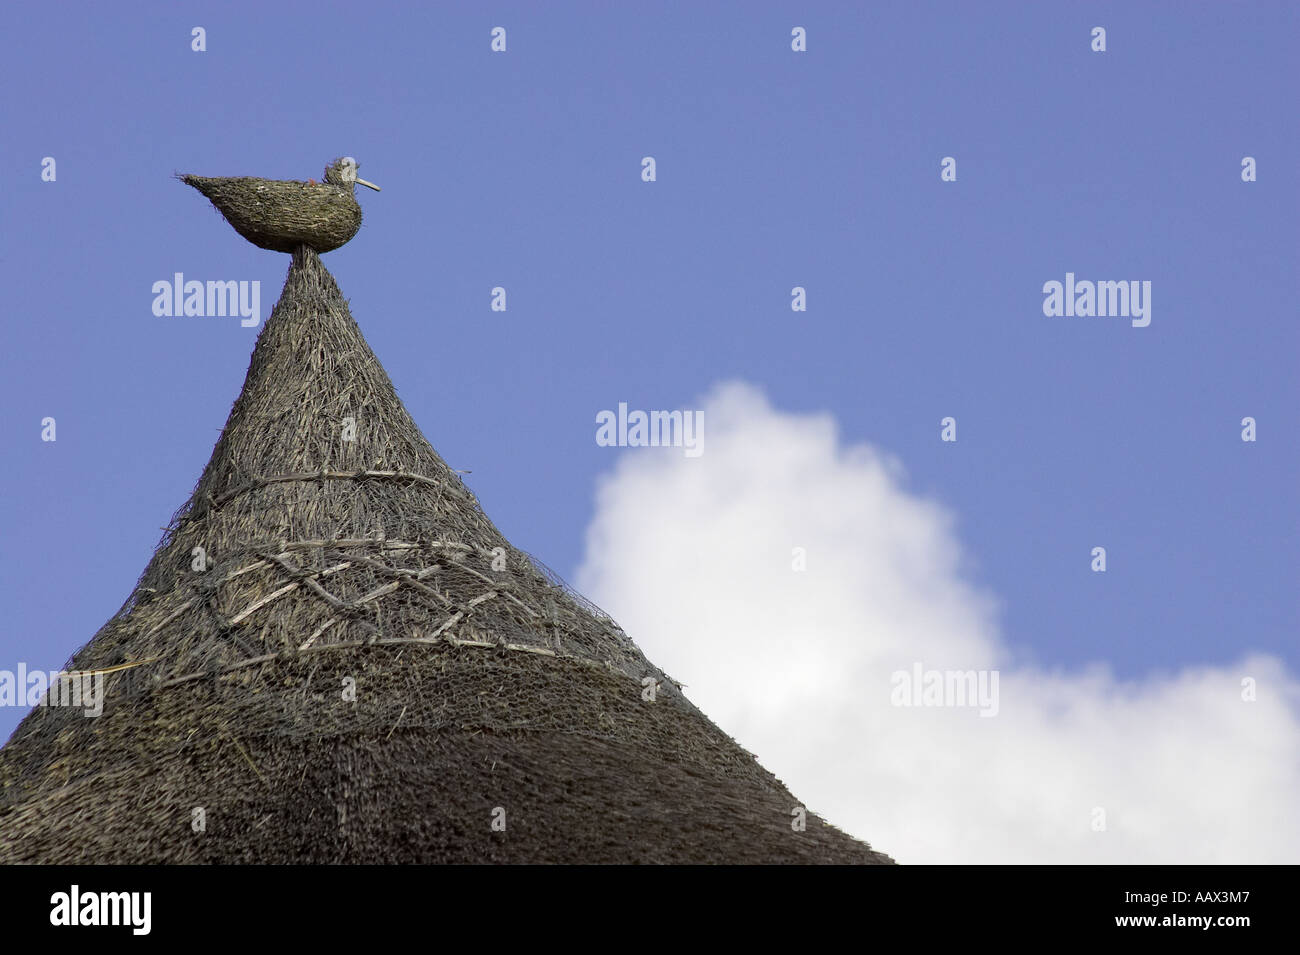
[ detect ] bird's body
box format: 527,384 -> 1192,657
181,157 -> 379,253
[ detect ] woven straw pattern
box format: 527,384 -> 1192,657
181,174 -> 363,253
0,249 -> 893,864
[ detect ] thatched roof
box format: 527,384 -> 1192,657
0,249 -> 893,863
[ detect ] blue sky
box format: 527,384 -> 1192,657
1,0 -> 1295,761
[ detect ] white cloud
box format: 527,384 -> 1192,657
576,381 -> 1300,863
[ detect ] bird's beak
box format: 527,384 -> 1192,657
355,177 -> 381,191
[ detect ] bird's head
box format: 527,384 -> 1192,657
323,156 -> 380,191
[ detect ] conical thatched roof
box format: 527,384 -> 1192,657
0,249 -> 893,864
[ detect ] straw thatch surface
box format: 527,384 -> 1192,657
0,249 -> 893,864
180,175 -> 363,253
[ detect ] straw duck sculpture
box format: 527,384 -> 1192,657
180,156 -> 380,253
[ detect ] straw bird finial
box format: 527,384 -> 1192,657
180,157 -> 380,254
